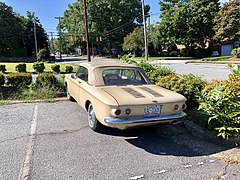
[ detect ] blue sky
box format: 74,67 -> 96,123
2,0 -> 228,36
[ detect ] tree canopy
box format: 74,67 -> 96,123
158,0 -> 220,48
213,0 -> 240,42
0,3 -> 48,57
0,2 -> 25,56
62,0 -> 150,51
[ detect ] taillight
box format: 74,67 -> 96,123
182,104 -> 187,110
115,109 -> 121,116
174,104 -> 179,111
125,108 -> 131,115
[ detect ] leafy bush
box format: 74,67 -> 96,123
119,55 -> 175,83
197,85 -> 240,139
228,64 -> 240,76
231,47 -> 240,58
33,62 -> 45,73
51,64 -> 60,74
156,74 -> 207,110
66,65 -> 73,73
169,51 -> 179,57
203,75 -> 240,98
15,63 -> 27,73
37,48 -> 50,61
17,85 -> 61,100
0,73 -> 5,86
36,73 -> 57,87
138,60 -> 175,83
6,73 -> 32,87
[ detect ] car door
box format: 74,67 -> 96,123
75,66 -> 89,105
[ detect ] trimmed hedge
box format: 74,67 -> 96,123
15,63 -> 27,73
0,73 -> 5,86
66,65 -> 73,73
6,73 -> 32,86
51,64 -> 60,74
33,62 -> 45,73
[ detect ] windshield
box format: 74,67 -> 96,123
102,68 -> 148,86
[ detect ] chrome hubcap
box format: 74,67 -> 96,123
88,105 -> 95,128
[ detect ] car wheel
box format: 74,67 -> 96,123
66,86 -> 74,101
88,103 -> 102,132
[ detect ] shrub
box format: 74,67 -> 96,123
66,65 -> 73,73
228,64 -> 240,76
197,85 -> 240,139
0,65 -> 7,73
156,74 -> 207,110
15,63 -> 27,73
51,64 -> 60,74
6,73 -> 32,87
169,51 -> 179,57
37,48 -> 50,61
0,73 -> 5,86
17,85 -> 60,100
194,48 -> 212,58
136,60 -> 174,83
36,73 -> 58,87
231,47 -> 240,58
33,62 -> 45,73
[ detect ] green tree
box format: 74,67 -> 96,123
158,0 -> 220,49
123,25 -> 162,56
24,11 -> 49,56
123,27 -> 144,55
62,0 -> 150,53
213,0 -> 240,42
0,2 -> 25,56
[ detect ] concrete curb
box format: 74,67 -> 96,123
184,121 -> 240,147
0,97 -> 68,105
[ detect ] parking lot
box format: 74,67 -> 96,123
0,101 -> 239,180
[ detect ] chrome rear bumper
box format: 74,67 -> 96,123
104,112 -> 185,124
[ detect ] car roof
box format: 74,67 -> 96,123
79,61 -> 138,69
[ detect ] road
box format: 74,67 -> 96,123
58,56 -> 231,82
0,101 -> 239,180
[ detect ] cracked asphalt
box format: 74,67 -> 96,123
0,101 -> 239,180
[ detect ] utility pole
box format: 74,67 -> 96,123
50,32 -> 55,55
141,0 -> 148,61
33,18 -> 38,58
83,0 -> 91,62
55,16 -> 62,61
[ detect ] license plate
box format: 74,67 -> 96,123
144,105 -> 161,117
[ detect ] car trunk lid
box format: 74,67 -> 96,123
102,85 -> 186,106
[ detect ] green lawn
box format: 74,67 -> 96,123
0,62 -> 78,73
201,56 -> 231,61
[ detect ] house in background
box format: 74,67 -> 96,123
221,40 -> 240,56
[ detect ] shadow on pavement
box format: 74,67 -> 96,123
100,125 -> 231,157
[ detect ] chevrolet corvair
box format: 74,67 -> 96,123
65,62 -> 187,132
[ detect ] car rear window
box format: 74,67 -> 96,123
102,68 -> 148,86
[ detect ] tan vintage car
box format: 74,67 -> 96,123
65,62 -> 187,132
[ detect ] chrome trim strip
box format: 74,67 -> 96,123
104,112 -> 185,124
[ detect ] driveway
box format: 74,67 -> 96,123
0,101 -> 239,180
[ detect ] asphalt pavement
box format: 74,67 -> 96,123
0,101 -> 239,180
58,55 -> 231,82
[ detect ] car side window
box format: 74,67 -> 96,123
76,66 -> 88,82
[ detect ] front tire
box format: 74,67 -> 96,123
88,103 -> 102,132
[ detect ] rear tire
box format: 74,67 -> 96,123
87,103 -> 103,132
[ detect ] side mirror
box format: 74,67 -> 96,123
71,74 -> 76,79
